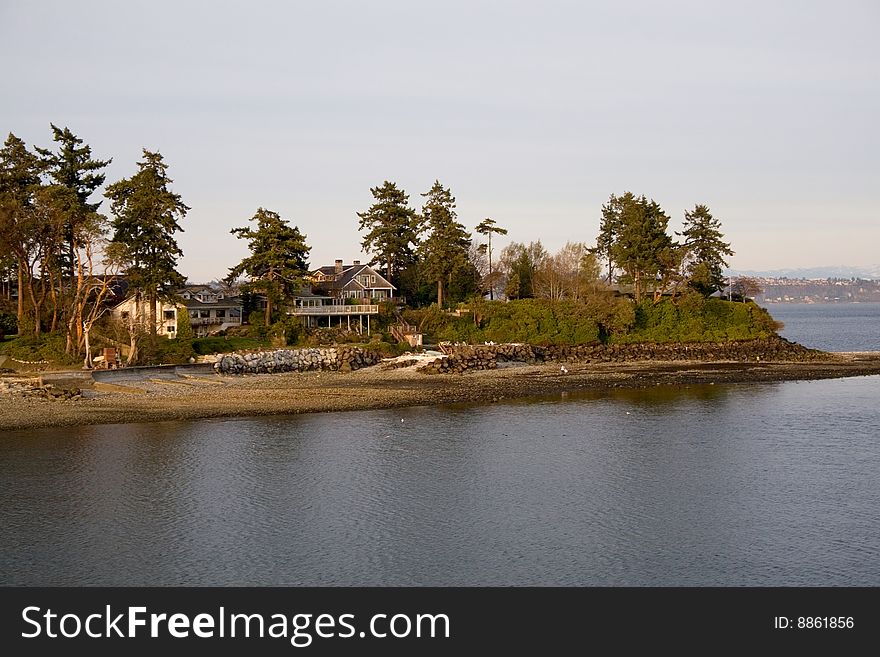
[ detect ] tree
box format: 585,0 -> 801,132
608,193 -> 675,302
106,150 -> 188,338
357,181 -> 420,288
175,305 -> 194,341
36,124 -> 111,307
226,208 -> 311,325
417,181 -> 471,307
533,242 -> 600,301
499,241 -> 547,300
475,218 -> 508,300
731,276 -> 762,301
678,204 -> 734,296
591,193 -> 628,283
0,133 -> 44,334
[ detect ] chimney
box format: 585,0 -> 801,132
335,259 -> 343,274
353,260 -> 361,266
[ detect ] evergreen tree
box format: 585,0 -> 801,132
609,193 -> 675,302
679,204 -> 734,296
105,150 -> 188,337
0,134 -> 45,334
175,305 -> 195,341
226,208 -> 311,325
36,124 -> 111,279
591,193 -> 628,283
417,181 -> 471,307
475,217 -> 508,300
356,181 -> 419,287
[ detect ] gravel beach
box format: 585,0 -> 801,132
2,352 -> 880,431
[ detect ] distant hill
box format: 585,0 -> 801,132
727,265 -> 880,280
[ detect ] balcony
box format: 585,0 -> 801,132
291,304 -> 378,316
190,317 -> 240,326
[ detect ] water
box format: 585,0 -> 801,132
2,375 -> 879,586
765,302 -> 880,352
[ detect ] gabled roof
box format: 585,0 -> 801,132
311,263 -> 395,290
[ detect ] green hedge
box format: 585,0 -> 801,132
612,296 -> 779,343
404,295 -> 778,346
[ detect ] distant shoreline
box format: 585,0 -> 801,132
3,352 -> 880,432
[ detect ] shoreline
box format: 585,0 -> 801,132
2,352 -> 880,431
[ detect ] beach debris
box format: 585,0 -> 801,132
0,379 -> 81,400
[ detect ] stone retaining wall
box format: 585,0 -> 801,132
421,337 -> 824,374
214,346 -> 381,375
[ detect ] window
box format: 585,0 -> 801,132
216,309 -> 225,318
371,275 -> 376,283
164,310 -> 175,320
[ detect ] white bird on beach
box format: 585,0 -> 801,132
560,365 -> 568,374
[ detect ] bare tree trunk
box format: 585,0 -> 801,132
486,230 -> 495,301
437,279 -> 444,308
83,326 -> 92,369
17,265 -> 24,335
150,290 -> 158,337
265,296 -> 272,326
127,294 -> 140,365
49,268 -> 59,333
27,278 -> 42,337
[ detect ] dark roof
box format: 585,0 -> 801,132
311,263 -> 395,290
293,287 -> 332,299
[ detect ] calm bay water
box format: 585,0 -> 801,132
766,301 -> 880,352
1,304 -> 879,586
2,376 -> 879,586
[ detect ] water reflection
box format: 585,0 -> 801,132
1,377 -> 879,585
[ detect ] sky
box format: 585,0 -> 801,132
2,0 -> 878,282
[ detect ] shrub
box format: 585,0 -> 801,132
0,333 -> 79,365
0,312 -> 17,338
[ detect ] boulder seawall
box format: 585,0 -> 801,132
421,337 -> 825,375
214,346 -> 382,375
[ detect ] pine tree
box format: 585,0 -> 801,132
475,217 -> 508,300
357,181 -> 419,288
609,194 -> 675,302
591,193 -> 628,283
36,125 -> 111,279
105,150 -> 188,337
417,181 -> 471,307
679,204 -> 734,296
226,208 -> 311,326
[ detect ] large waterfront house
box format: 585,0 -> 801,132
289,260 -> 395,333
111,285 -> 243,338
309,259 -> 394,301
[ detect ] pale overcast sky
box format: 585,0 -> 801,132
2,0 -> 877,281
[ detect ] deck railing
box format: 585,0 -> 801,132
291,304 -> 378,316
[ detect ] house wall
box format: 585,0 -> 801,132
112,297 -> 180,337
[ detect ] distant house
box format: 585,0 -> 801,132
111,285 -> 243,338
288,259 -> 395,333
179,285 -> 244,336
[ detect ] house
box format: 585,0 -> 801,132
288,259 -> 395,334
111,285 -> 243,338
179,285 -> 244,336
310,259 -> 395,301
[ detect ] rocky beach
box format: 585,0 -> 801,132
2,342 -> 880,431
